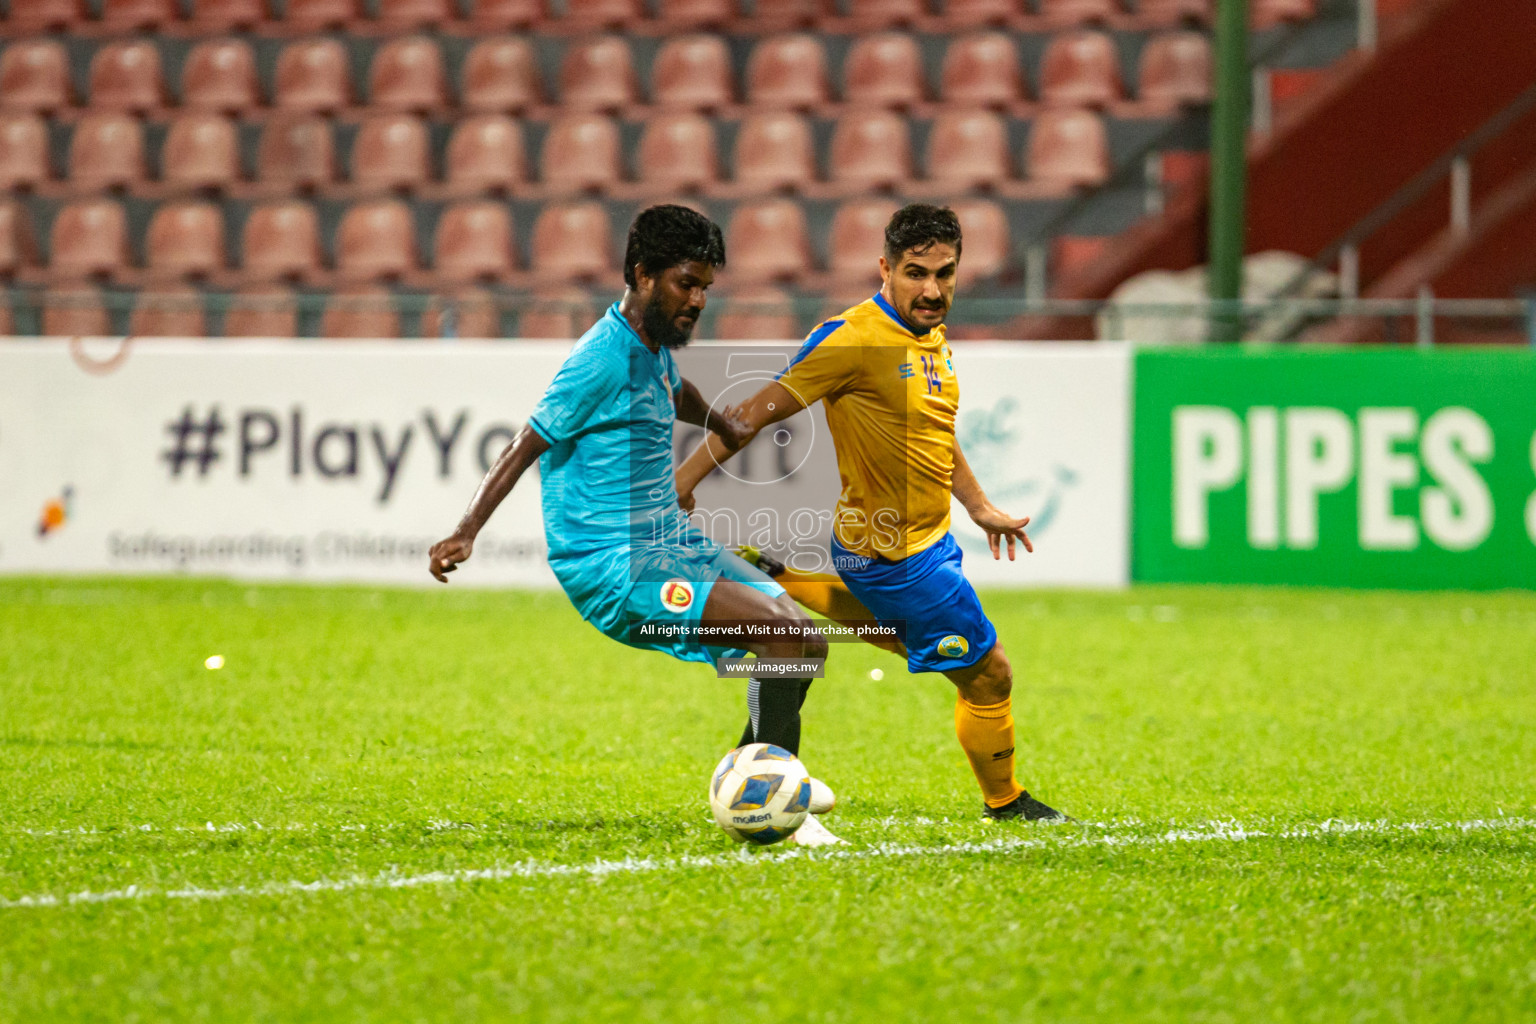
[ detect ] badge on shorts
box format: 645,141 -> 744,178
936,634 -> 969,658
660,580 -> 694,612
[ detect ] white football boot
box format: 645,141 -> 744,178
807,777 -> 836,815
791,778 -> 845,846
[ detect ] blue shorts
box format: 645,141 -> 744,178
551,537 -> 786,666
832,531 -> 998,675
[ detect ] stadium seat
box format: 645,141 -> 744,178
461,0 -> 544,29
0,41 -> 73,114
88,41 -> 166,114
130,286 -> 207,337
67,114 -> 146,192
1138,31 -> 1212,108
725,200 -> 813,282
1136,0 -> 1211,26
461,38 -> 543,114
828,199 -> 900,284
282,0 -> 359,31
350,114 -> 432,193
635,113 -> 718,194
712,285 -> 798,340
923,109 -> 1010,191
1253,0 -> 1316,28
651,36 -> 735,112
144,202 -> 226,281
0,202 -> 38,278
1039,30 -> 1124,108
828,110 -> 912,192
836,0 -> 927,30
539,114 -> 623,195
256,114 -> 337,192
375,0 -> 456,28
421,288 -> 501,338
948,197 -> 1010,282
1052,233 -> 1112,280
558,37 -> 640,113
241,201 -> 323,281
731,111 -> 816,194
518,284 -> 598,339
224,284 -> 298,337
3,0 -> 84,32
0,114 -> 50,192
1025,106 -> 1110,189
561,0 -> 646,30
746,35 -> 831,111
433,201 -> 517,282
654,0 -> 737,30
843,33 -> 926,109
942,0 -> 1021,27
335,201 -> 418,282
181,40 -> 262,115
442,115 -> 527,195
50,200 -> 130,280
528,202 -> 613,282
1038,0 -> 1121,25
42,286 -> 111,336
274,39 -> 352,114
184,0 -> 269,32
321,285 -> 400,338
941,33 -> 1028,109
100,0 -> 180,30
740,0 -> 818,30
369,37 -> 448,113
161,114 -> 241,194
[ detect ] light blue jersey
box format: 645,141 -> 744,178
526,302 -> 783,663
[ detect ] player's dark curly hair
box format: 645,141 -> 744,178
884,204 -> 963,263
623,204 -> 727,288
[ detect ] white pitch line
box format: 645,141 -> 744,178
3,817 -> 1534,911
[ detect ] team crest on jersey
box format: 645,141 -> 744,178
936,634 -> 969,658
660,580 -> 694,612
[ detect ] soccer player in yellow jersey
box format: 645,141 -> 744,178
675,204 -> 1067,822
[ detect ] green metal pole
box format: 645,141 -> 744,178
1208,0 -> 1249,342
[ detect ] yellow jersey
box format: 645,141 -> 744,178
775,293 -> 959,561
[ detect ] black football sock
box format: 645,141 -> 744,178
742,676 -> 813,756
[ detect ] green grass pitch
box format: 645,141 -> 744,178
3,577 -> 1535,1022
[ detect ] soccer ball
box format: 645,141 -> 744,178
708,743 -> 812,845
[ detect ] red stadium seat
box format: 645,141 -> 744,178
162,114 -> 241,193
949,198 -> 1010,282
0,42 -> 73,114
651,36 -> 734,112
1136,0 -> 1211,25
561,0 -> 646,30
635,113 -> 718,193
1253,0 -> 1316,28
1025,106 -> 1110,188
443,115 -> 527,195
461,0 -> 544,29
1039,30 -> 1124,108
43,286 -> 111,336
181,40 -> 262,115
421,288 -> 501,338
528,203 -> 613,282
68,114 -> 146,192
350,114 -> 431,193
50,200 -> 130,280
322,285 -> 400,338
241,201 -> 323,281
712,285 -> 798,340
732,111 -> 816,194
184,0 -> 269,32
828,110 -> 912,191
100,0 -> 180,29
941,33 -> 1027,109
145,202 -> 226,281
434,201 -> 517,282
654,0 -> 737,30
942,0 -> 1020,27
88,41 -> 167,115
4,0 -> 84,32
726,200 -> 813,282
540,114 -> 623,195
224,284 -> 298,337
369,37 -> 448,113
837,0 -> 926,30
746,35 -> 830,111
0,114 -> 50,191
828,199 -> 899,284
843,33 -> 925,109
131,286 -> 207,337
518,285 -> 598,339
375,0 -> 456,28
923,109 -> 1010,190
558,37 -> 639,113
282,0 -> 359,31
462,37 -> 542,114
256,114 -> 336,191
0,202 -> 39,278
274,39 -> 351,114
1038,0 -> 1121,25
1138,31 -> 1212,108
336,201 -> 418,282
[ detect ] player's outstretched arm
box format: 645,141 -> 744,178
674,377 -> 752,450
952,441 -> 1033,561
428,425 -> 551,582
674,380 -> 803,512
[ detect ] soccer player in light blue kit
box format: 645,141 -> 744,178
427,206 -> 841,845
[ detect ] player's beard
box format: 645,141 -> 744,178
643,296 -> 697,350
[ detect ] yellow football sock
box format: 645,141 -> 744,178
955,696 -> 1025,808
